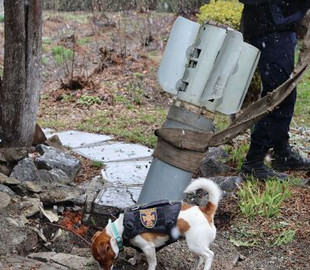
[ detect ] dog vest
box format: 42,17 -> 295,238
122,200 -> 182,251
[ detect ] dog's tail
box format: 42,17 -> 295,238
184,178 -> 222,207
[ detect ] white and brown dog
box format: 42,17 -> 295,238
91,178 -> 222,270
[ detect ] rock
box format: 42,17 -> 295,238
0,172 -> 21,185
210,176 -> 242,193
10,158 -> 41,182
22,181 -> 42,193
0,162 -> 12,176
219,176 -> 242,193
18,197 -> 41,217
0,218 -> 38,256
5,217 -> 20,227
33,123 -> 47,146
35,145 -> 81,180
5,215 -> 28,227
44,134 -> 64,150
71,193 -> 87,206
39,185 -> 85,204
0,192 -> 11,209
0,184 -> 16,196
38,169 -> 71,185
0,147 -> 29,163
205,147 -> 229,160
28,252 -> 89,270
0,255 -> 66,270
199,157 -> 231,177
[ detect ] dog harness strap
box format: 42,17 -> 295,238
111,222 -> 124,252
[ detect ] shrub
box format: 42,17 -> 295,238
197,0 -> 243,29
52,46 -> 74,65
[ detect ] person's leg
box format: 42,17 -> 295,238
251,32 -> 297,148
242,32 -> 296,180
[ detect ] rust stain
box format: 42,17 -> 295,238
177,218 -> 191,234
200,202 -> 217,224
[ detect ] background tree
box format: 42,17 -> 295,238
0,0 -> 42,147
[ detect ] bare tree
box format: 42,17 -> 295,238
0,0 -> 42,147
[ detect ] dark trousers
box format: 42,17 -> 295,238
250,31 -> 297,150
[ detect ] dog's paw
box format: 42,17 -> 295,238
128,258 -> 137,265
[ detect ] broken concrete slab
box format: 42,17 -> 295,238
35,145 -> 81,180
0,172 -> 21,185
75,142 -> 153,162
80,175 -> 105,213
42,127 -> 56,136
102,158 -> 151,185
93,185 -> 141,214
28,252 -> 91,270
49,130 -> 113,149
0,192 -> 11,209
10,157 -> 41,182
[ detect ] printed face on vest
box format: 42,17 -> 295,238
140,208 -> 158,229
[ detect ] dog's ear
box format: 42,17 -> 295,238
92,231 -> 102,243
97,241 -> 111,258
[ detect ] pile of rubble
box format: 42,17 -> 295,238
0,136 -> 100,269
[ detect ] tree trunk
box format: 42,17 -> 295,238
0,0 -> 42,147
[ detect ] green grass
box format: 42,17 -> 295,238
77,37 -> 91,46
294,68 -> 310,126
90,160 -> 104,168
224,143 -> 249,171
52,46 -> 74,65
77,95 -> 102,106
37,119 -> 67,130
271,229 -> 296,246
230,221 -> 296,247
42,36 -> 53,45
237,180 -> 292,219
75,107 -> 167,147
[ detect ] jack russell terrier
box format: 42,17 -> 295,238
91,177 -> 222,270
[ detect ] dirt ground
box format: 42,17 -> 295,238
0,10 -> 309,270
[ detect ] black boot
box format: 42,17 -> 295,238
272,142 -> 310,171
241,143 -> 288,181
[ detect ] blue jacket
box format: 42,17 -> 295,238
241,0 -> 310,39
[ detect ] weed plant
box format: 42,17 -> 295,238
237,180 -> 291,219
52,46 -> 74,65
